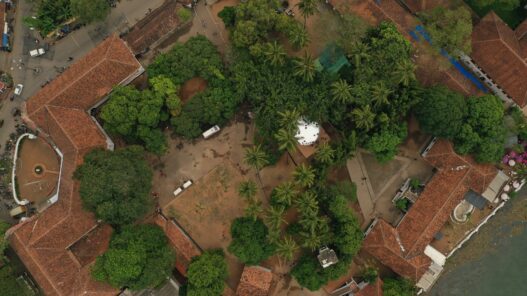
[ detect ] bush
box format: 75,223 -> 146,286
228,217 -> 275,265
331,181 -> 357,202
362,267 -> 378,283
218,6 -> 236,27
291,254 -> 352,291
177,8 -> 192,23
383,277 -> 416,296
74,146 -> 152,227
92,225 -> 175,290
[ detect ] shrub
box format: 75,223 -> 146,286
228,217 -> 275,265
177,8 -> 192,23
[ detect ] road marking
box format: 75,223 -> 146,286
70,35 -> 80,48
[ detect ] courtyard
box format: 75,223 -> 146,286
15,136 -> 60,210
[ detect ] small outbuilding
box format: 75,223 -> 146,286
317,247 -> 339,268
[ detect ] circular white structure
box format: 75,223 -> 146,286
503,184 -> 511,192
501,193 -> 510,201
295,119 -> 320,146
508,159 -> 516,167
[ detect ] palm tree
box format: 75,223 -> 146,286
244,199 -> 263,221
371,81 -> 392,108
293,164 -> 316,188
264,41 -> 286,67
350,41 -> 370,69
297,0 -> 317,27
293,52 -> 316,82
238,180 -> 257,200
275,128 -> 298,153
274,181 -> 297,207
244,144 -> 269,188
300,230 -> 322,251
295,191 -> 318,216
289,25 -> 310,49
276,236 -> 298,262
393,59 -> 416,86
352,105 -> 375,131
331,79 -> 353,104
265,205 -> 287,230
267,224 -> 281,244
314,142 -> 334,164
278,109 -> 301,133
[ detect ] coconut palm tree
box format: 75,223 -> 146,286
275,128 -> 298,153
331,79 -> 353,104
267,224 -> 281,244
266,205 -> 287,230
244,144 -> 269,188
300,230 -> 322,251
350,41 -> 371,69
393,59 -> 416,86
297,0 -> 317,27
293,52 -> 316,82
274,181 -> 297,207
263,41 -> 287,67
314,142 -> 334,164
278,109 -> 301,133
238,180 -> 257,200
289,25 -> 310,49
244,199 -> 263,221
371,81 -> 392,109
352,105 -> 375,131
276,236 -> 298,262
295,191 -> 318,216
293,164 -> 316,188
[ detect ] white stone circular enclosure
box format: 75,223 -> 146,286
295,119 -> 320,146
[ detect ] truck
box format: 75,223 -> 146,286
29,48 -> 45,57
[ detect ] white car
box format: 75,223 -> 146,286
14,84 -> 24,96
29,48 -> 45,57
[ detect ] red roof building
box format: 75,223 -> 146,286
471,12 -> 527,107
363,139 -> 497,284
236,266 -> 273,296
8,35 -> 143,296
154,213 -> 202,276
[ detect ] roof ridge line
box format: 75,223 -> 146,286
46,105 -> 83,151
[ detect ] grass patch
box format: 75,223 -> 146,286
465,0 -> 527,28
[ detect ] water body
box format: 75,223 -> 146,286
428,192 -> 527,296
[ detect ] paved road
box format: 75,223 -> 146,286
0,0 -> 166,221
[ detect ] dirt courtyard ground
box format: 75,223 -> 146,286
16,136 -> 60,208
348,117 -> 435,227
180,77 -> 208,102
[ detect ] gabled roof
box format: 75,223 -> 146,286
9,35 -> 143,296
472,12 -> 527,107
363,140 -> 497,280
154,214 -> 201,276
236,266 -> 273,296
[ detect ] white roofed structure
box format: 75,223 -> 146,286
295,119 -> 320,146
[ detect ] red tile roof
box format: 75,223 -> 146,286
124,1 -> 182,54
472,12 -> 527,107
8,35 -> 143,296
154,213 -> 202,276
236,266 -> 273,296
363,139 -> 497,280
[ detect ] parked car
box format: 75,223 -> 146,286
202,125 -> 221,139
29,48 -> 45,57
14,84 -> 23,96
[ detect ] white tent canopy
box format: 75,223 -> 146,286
295,118 -> 320,146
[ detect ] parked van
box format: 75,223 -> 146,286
202,125 -> 220,139
29,48 -> 45,57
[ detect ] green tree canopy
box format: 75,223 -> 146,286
0,221 -> 10,254
328,195 -> 363,256
420,6 -> 473,54
383,277 -> 417,296
74,146 -> 152,226
100,85 -> 168,154
365,123 -> 408,163
71,0 -> 110,24
187,250 -> 228,296
228,217 -> 275,265
92,224 -> 174,290
414,86 -> 467,139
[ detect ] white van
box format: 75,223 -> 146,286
202,125 -> 220,139
29,48 -> 45,57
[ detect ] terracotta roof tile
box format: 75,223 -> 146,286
8,35 -> 143,296
472,12 -> 527,107
363,139 -> 498,280
236,266 -> 273,296
125,1 -> 182,54
155,214 -> 201,276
